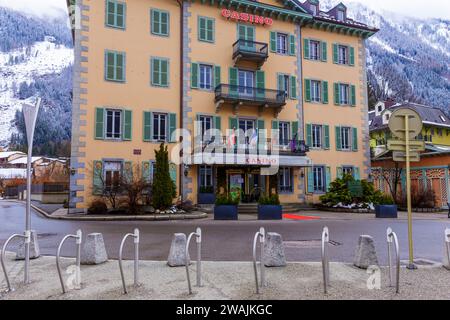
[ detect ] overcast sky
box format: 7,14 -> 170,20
0,0 -> 448,20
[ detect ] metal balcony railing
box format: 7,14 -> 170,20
232,39 -> 269,63
215,84 -> 286,108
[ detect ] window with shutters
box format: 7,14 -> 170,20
342,166 -> 354,177
151,9 -> 169,36
151,57 -> 169,87
153,113 -> 167,142
313,166 -> 326,192
198,16 -> 214,43
278,167 -> 293,193
199,115 -> 213,140
238,69 -> 254,96
279,122 -> 290,146
311,80 -> 321,103
106,0 -> 126,29
105,110 -> 122,139
105,50 -> 125,82
341,127 -> 351,151
276,33 -> 288,55
312,125 -> 323,149
104,161 -> 122,191
199,64 -> 213,90
310,40 -> 320,60
338,45 -> 349,64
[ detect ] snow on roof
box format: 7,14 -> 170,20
8,157 -> 43,165
0,169 -> 27,179
0,151 -> 25,159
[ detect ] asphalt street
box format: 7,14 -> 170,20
1,201 -> 449,264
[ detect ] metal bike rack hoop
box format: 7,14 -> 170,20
386,227 -> 400,294
321,226 -> 330,294
56,230 -> 82,294
252,227 -> 266,294
1,233 -> 30,292
186,227 -> 202,295
119,228 -> 140,294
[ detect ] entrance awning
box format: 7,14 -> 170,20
188,153 -> 312,167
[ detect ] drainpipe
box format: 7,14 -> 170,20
176,0 -> 184,202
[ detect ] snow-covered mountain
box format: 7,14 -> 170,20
0,7 -> 73,151
321,0 -> 450,110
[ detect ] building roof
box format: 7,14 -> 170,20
0,151 -> 25,160
8,157 -> 44,165
369,102 -> 450,132
0,169 -> 27,179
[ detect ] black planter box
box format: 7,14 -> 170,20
375,205 -> 398,218
198,193 -> 216,204
214,205 -> 238,220
258,205 -> 283,220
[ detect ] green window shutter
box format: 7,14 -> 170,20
349,46 -> 355,66
106,0 -> 125,29
324,125 -> 330,149
333,43 -> 338,64
106,1 -> 116,26
152,9 -> 169,36
143,111 -> 152,142
334,83 -> 340,105
105,51 -> 125,82
335,126 -> 342,151
257,119 -> 265,130
306,124 -> 312,147
142,161 -> 151,183
277,74 -> 284,92
229,67 -> 238,96
152,10 -> 160,34
123,109 -> 132,141
321,41 -> 327,62
303,39 -> 310,59
169,113 -> 177,142
93,160 -> 103,195
290,76 -> 297,100
116,52 -> 125,81
116,2 -> 125,28
206,18 -> 214,42
326,167 -> 332,192
106,51 -> 115,80
305,79 -> 311,102
95,108 -> 105,140
246,26 -> 255,41
160,59 -> 169,87
256,70 -> 265,89
352,127 -> 358,151
257,119 -> 265,149
354,167 -> 360,180
199,17 -> 206,40
151,58 -> 159,86
191,62 -> 199,88
169,163 -> 177,185
337,167 -> 343,179
229,117 -> 238,131
214,65 -> 221,89
291,121 -> 299,140
160,11 -> 169,35
322,81 -> 329,104
124,161 -> 133,183
289,34 -> 296,56
270,31 -> 277,52
351,85 -> 356,106
307,168 -> 314,193
238,24 -> 246,40
214,116 -> 221,131
272,120 -> 279,130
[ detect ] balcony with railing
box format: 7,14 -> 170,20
232,39 -> 269,67
214,84 -> 286,113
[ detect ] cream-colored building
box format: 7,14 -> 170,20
67,0 -> 377,211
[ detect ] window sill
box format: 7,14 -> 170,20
105,24 -> 126,31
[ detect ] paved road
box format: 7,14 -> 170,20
1,201 -> 449,264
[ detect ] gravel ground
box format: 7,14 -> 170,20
1,253 -> 450,300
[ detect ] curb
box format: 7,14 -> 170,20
1,200 -> 208,221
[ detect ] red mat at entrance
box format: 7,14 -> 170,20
283,214 -> 320,221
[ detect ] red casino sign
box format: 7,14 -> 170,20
221,9 -> 274,26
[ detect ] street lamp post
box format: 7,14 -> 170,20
22,97 -> 41,284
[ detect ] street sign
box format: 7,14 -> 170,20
387,140 -> 425,153
388,108 -> 423,140
393,151 -> 420,162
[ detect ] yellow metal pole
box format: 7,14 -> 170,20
405,115 -> 416,270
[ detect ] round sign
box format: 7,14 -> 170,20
388,108 -> 423,140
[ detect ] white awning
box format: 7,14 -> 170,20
188,153 -> 312,167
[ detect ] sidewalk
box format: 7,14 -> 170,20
1,253 -> 450,300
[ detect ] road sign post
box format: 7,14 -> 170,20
387,108 -> 424,270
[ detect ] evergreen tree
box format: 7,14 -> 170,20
152,143 -> 176,210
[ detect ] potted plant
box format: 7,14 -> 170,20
198,186 -> 215,204
374,194 -> 397,218
214,194 -> 239,220
258,194 -> 282,220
